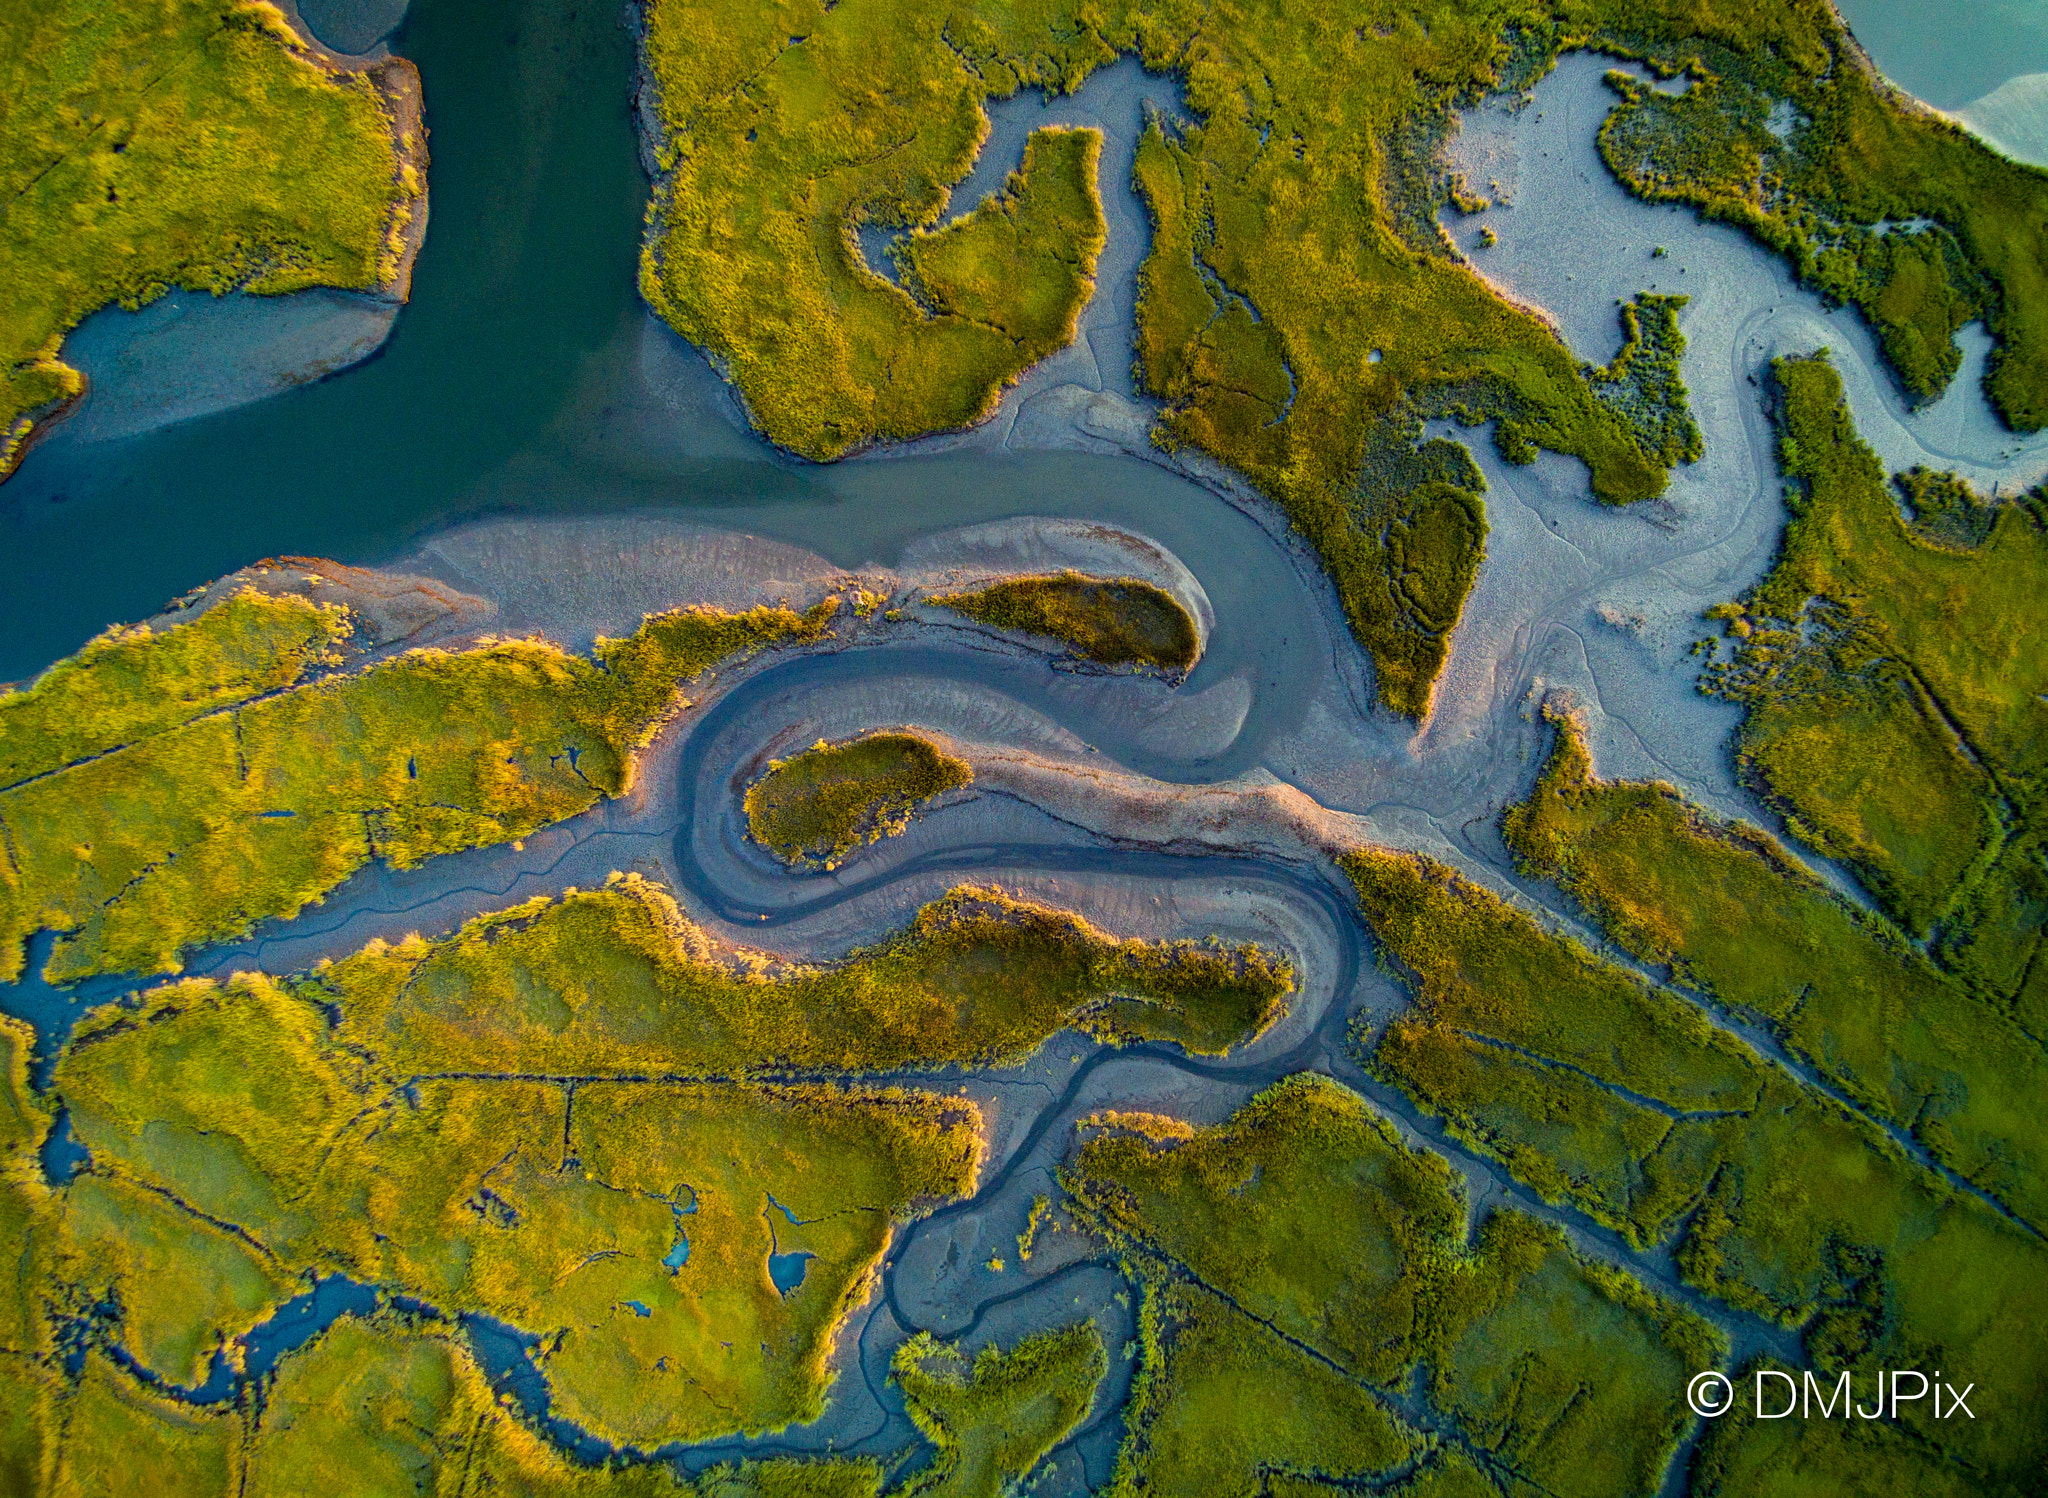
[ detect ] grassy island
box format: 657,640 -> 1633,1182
311,875 -> 1291,1074
1509,709 -> 2048,1230
0,589 -> 832,983
53,969 -> 984,1447
745,731 -> 972,869
1342,847 -> 2048,1492
930,572 -> 1200,674
1063,1073 -> 1723,1497
1,0 -> 424,479
638,35 -> 1107,464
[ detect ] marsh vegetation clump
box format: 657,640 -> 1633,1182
891,1322 -> 1106,1497
1064,1074 -> 1722,1496
639,0 -> 1110,463
0,0 -> 422,479
0,589 -> 351,784
929,571 -> 1200,674
313,876 -> 1291,1075
745,731 -> 972,869
0,595 -> 831,983
1895,465 -> 2000,552
50,964 -> 984,1447
1584,293 -> 1703,467
1700,356 -> 2047,1006
1342,847 -> 2048,1492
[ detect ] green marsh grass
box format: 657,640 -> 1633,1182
1508,709 -> 2048,1229
1593,29 -> 2048,426
0,596 -> 830,982
313,876 -> 1292,1076
45,1353 -> 235,1498
639,0 -> 1109,463
1343,848 -> 2048,1489
745,731 -> 972,869
892,1322 -> 1106,1497
1065,1074 -> 1722,1496
51,972 -> 984,1447
930,572 -> 1200,674
1702,356 -> 2048,1004
35,873 -> 1284,1448
0,590 -> 349,785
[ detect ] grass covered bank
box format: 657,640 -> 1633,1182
1063,1073 -> 1723,1496
0,871 -> 1284,1469
1343,847 -> 2048,1494
1700,355 -> 2048,1009
0,587 -> 833,983
0,0 -> 425,479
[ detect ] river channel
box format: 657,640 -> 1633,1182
3,0 -> 2046,1490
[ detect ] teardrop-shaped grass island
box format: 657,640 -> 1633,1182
930,571 -> 1200,674
745,730 -> 973,869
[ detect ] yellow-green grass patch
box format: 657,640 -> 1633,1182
1098,1278 -> 1420,1498
311,876 -> 1292,1076
47,1352 -> 237,1498
891,1321 -> 1106,1496
0,595 -> 831,983
929,572 -> 1200,674
52,969 -> 985,1449
640,0 -> 1109,464
1507,708 -> 2048,1229
745,731 -> 972,869
0,590 -> 351,786
1066,1074 -> 1723,1497
1702,355 -> 2048,993
242,1314 -> 484,1498
1342,847 -> 2048,1485
54,1171 -> 298,1388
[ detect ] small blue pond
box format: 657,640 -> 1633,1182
767,1251 -> 814,1296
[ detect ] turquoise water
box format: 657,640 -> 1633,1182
1833,0 -> 2048,110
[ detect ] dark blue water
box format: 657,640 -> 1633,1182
2,932 -> 150,1086
0,0 -> 1263,696
37,1108 -> 87,1185
0,0 -> 797,681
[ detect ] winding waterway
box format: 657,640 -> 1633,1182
6,1 -> 2048,1490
